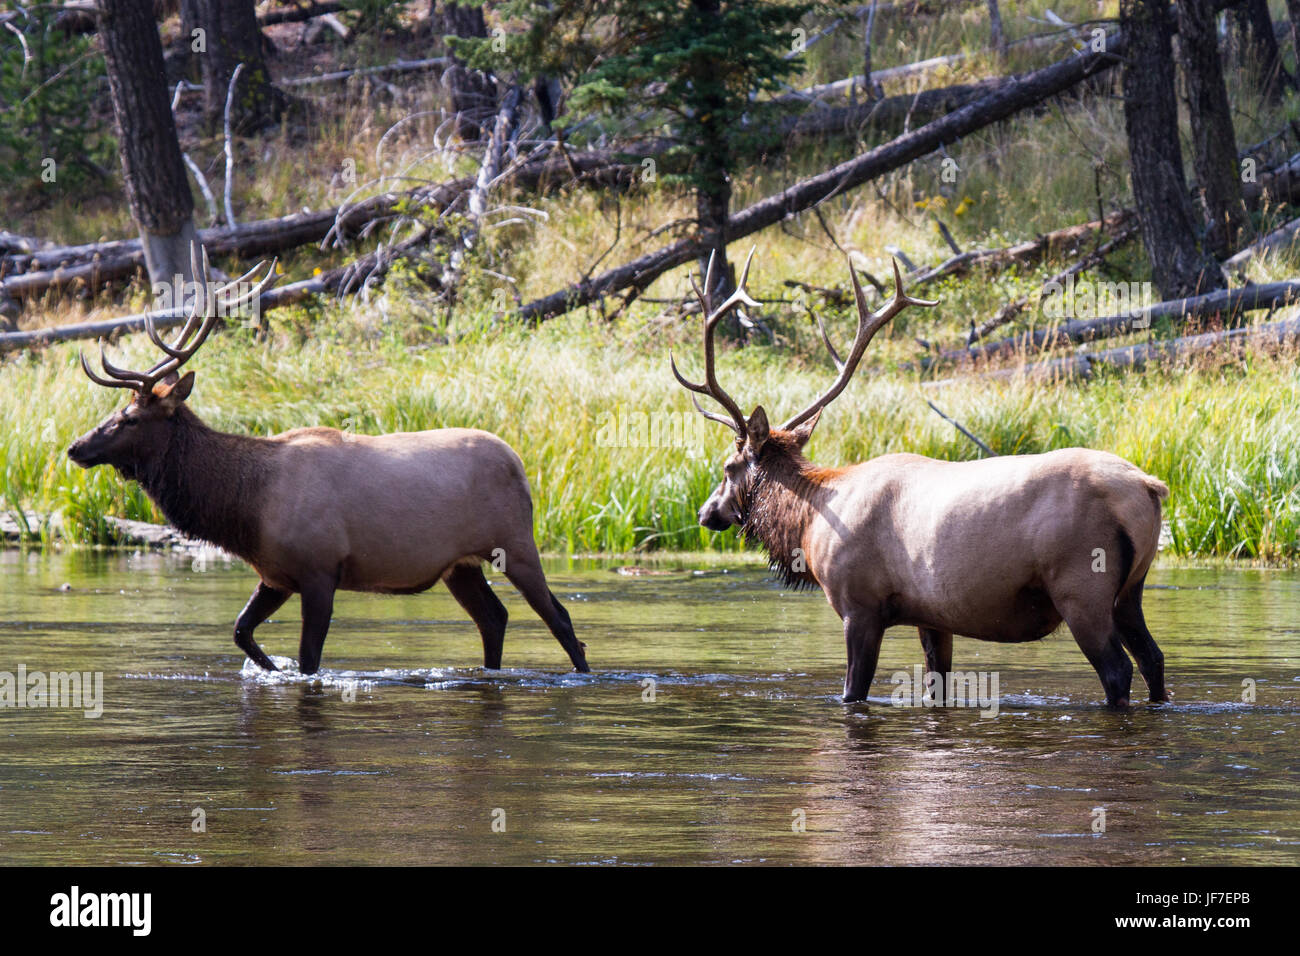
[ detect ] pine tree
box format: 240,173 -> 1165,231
457,0 -> 843,321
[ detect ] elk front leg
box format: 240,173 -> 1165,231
297,577 -> 336,676
842,612 -> 884,704
918,627 -> 953,705
234,582 -> 289,671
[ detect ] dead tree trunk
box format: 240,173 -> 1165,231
691,0 -> 735,317
862,0 -> 884,99
193,0 -> 284,132
99,0 -> 200,290
1234,0 -> 1292,101
1175,0 -> 1247,257
1120,0 -> 1224,300
1290,0 -> 1300,74
430,2 -> 497,140
987,0 -> 1007,56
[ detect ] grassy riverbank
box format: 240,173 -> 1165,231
2,284 -> 1297,562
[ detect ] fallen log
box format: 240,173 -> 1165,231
784,27 -> 1081,105
519,30 -> 1129,323
960,224 -> 1139,345
781,78 -> 1007,141
281,57 -> 450,88
0,232 -> 50,257
259,2 -> 345,27
1224,215 -> 1300,270
961,313 -> 1300,382
0,230 -> 433,353
2,151 -> 630,301
925,279 -> 1300,369
909,210 -> 1135,290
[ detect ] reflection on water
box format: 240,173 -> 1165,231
0,549 -> 1297,865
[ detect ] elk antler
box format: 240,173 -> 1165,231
780,257 -> 937,431
669,246 -> 760,438
79,242 -> 278,396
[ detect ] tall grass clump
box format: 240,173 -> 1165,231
1,279 -> 1296,563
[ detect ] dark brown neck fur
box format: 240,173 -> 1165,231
132,406 -> 271,561
739,434 -> 830,591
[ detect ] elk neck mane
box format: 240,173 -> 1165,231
133,406 -> 271,561
739,433 -> 837,591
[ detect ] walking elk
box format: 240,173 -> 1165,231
68,246 -> 589,676
672,251 -> 1170,708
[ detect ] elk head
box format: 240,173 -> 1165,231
67,246 -> 276,480
671,251 -> 936,531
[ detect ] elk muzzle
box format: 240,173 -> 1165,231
698,483 -> 740,531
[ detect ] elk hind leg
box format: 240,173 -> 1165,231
1056,598 -> 1133,708
502,546 -> 589,672
444,563 -> 508,669
918,627 -> 953,705
1115,576 -> 1170,702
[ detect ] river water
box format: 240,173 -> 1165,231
0,550 -> 1296,865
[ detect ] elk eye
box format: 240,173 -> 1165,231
122,418 -> 138,427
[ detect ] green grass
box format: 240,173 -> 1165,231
3,274 -> 1297,562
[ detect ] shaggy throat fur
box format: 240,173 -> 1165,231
738,444 -> 824,591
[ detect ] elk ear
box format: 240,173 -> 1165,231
745,405 -> 769,455
154,371 -> 195,409
789,408 -> 821,448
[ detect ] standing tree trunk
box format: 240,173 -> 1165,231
1120,0 -> 1224,299
987,0 -> 1007,56
1289,0 -> 1300,72
193,0 -> 284,132
99,0 -> 199,290
1235,0 -> 1292,102
862,0 -> 884,100
1175,0 -> 1247,257
690,0 -> 735,317
430,1 -> 498,140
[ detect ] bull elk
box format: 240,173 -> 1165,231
67,246 -> 589,677
672,250 -> 1170,708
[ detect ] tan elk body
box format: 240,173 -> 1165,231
674,252 -> 1169,707
68,249 -> 588,676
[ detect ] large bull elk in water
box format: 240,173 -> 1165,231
672,251 -> 1170,708
67,246 -> 589,676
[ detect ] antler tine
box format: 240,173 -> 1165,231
97,343 -> 157,387
810,309 -> 845,371
702,245 -> 760,328
668,350 -> 710,395
215,256 -> 278,308
702,248 -> 718,310
79,348 -> 142,391
141,243 -> 211,379
670,247 -> 761,437
143,241 -> 209,365
780,256 -> 938,431
147,251 -> 224,382
689,393 -> 744,430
